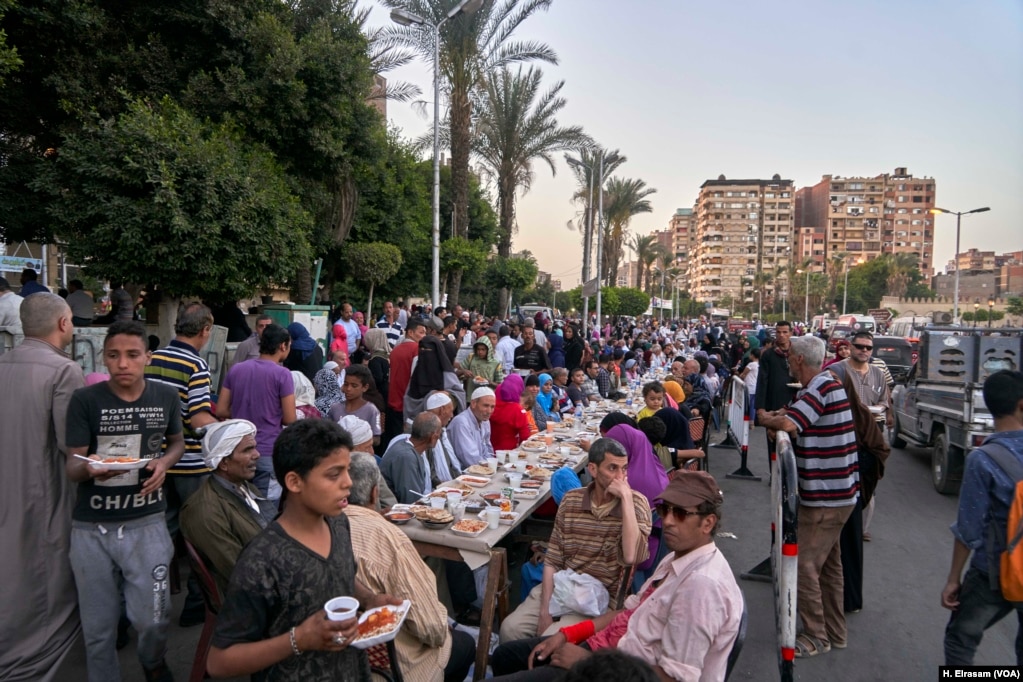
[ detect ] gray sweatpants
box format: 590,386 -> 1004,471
70,514 -> 173,682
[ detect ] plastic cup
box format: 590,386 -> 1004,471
486,457 -> 499,472
507,472 -> 523,488
546,422 -> 555,433
560,446 -> 570,458
485,507 -> 501,530
430,496 -> 446,509
325,596 -> 359,622
515,461 -> 528,474
544,434 -> 553,447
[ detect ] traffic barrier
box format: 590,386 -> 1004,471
772,432 -> 799,682
724,377 -> 760,481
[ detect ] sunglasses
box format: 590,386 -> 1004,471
852,343 -> 873,351
655,502 -> 704,522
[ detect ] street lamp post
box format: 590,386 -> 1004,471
930,206 -> 991,321
566,155 -> 597,337
595,152 -> 605,334
754,290 -> 762,321
988,297 -> 995,328
797,269 -> 810,325
391,0 -> 483,311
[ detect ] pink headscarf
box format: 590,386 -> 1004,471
497,374 -> 525,403
330,322 -> 348,353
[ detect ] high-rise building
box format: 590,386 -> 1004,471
691,175 -> 794,304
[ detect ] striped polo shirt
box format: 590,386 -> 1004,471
546,483 -> 653,593
784,371 -> 859,507
145,339 -> 214,475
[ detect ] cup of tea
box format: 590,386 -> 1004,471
546,422 -> 555,433
544,434 -> 553,447
325,596 -> 359,622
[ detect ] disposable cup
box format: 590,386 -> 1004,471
325,596 -> 359,622
546,422 -> 555,433
446,492 -> 462,508
486,457 -> 499,472
544,434 -> 553,447
485,507 -> 501,530
430,496 -> 446,509
560,446 -> 570,458
507,473 -> 523,488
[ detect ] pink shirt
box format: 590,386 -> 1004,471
617,543 -> 743,682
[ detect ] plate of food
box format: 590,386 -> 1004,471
455,474 -> 491,488
350,600 -> 412,650
519,479 -> 543,489
511,487 -> 539,499
384,510 -> 413,525
521,441 -> 548,453
464,463 -> 496,476
413,508 -> 454,529
472,376 -> 491,386
450,518 -> 490,537
528,468 -> 554,481
435,481 -> 474,495
477,509 -> 522,526
73,454 -> 149,471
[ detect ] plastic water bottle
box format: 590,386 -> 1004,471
575,404 -> 584,422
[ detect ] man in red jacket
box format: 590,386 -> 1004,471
385,318 -> 427,447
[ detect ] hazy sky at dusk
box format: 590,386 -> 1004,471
370,0 -> 1023,287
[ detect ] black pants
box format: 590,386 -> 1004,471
840,498 -> 864,612
444,628 -> 477,682
384,405 -> 405,450
491,636 -> 591,681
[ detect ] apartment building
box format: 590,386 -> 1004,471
666,207 -> 696,290
691,174 -> 794,304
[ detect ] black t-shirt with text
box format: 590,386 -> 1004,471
66,380 -> 182,522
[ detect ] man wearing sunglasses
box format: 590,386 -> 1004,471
758,335 -> 859,658
490,471 -> 743,681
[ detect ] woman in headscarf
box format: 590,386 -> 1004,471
290,371 -> 322,419
563,324 -> 585,371
314,367 -> 344,417
534,373 -> 561,427
284,322 -> 323,382
403,335 -> 466,424
547,331 -> 565,369
363,328 -> 391,406
329,322 -> 348,354
662,378 -> 685,410
651,406 -> 705,470
352,311 -> 369,342
490,374 -> 532,450
458,336 -> 503,395
823,339 -> 851,369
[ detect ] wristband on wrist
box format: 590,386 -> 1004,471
559,619 -> 595,645
289,627 -> 302,656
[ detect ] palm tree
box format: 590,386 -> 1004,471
884,252 -> 919,298
752,270 -> 773,312
473,67 -> 589,258
564,147 -> 626,286
630,234 -> 657,290
826,251 -> 850,305
642,244 -> 666,294
379,0 -> 557,239
601,177 -> 656,286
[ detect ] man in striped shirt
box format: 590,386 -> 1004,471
759,334 -> 859,658
145,302 -> 219,627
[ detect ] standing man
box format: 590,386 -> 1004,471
145,302 -> 219,628
942,370 -> 1023,666
376,301 -> 404,348
232,313 -> 272,365
66,279 -> 95,327
337,302 -> 361,354
0,275 -> 24,334
0,293 -> 86,681
65,320 -> 185,682
448,387 -> 497,468
386,318 -> 427,444
19,267 -> 49,296
759,335 -> 859,657
514,326 -> 552,374
495,325 -> 518,374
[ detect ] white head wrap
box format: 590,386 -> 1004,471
471,387 -> 496,401
425,391 -> 453,410
323,360 -> 340,372
339,415 -> 373,446
202,419 -> 257,471
291,371 -> 316,408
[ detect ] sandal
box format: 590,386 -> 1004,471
794,634 -> 830,658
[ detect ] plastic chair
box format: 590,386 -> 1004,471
724,593 -> 748,681
183,540 -> 223,682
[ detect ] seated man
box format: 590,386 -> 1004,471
499,438 -> 653,642
447,387 -> 496,468
380,412 -> 443,504
337,415 -> 398,510
181,420 -> 279,597
345,452 -> 475,682
491,472 -> 744,682
208,419 -> 402,681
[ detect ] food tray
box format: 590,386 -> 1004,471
350,600 -> 412,650
455,475 -> 491,488
520,442 -> 548,453
450,519 -> 489,537
73,454 -> 149,471
477,510 -> 522,527
464,464 -> 496,476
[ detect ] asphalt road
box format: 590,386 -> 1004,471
109,424 -> 1017,682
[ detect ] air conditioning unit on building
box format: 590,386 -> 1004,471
932,311 -> 954,324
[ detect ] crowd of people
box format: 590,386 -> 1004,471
2,288 -> 1021,681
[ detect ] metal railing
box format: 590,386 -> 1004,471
722,377 -> 760,481
772,431 -> 799,682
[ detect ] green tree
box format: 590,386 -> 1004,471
342,242 -> 404,320
441,236 -> 488,307
378,0 -> 556,243
488,254 -> 538,318
629,234 -> 657,291
614,287 -> 650,318
1006,297 -> 1023,317
601,177 -> 656,286
564,147 -> 626,286
0,0 -> 21,85
36,96 -> 311,311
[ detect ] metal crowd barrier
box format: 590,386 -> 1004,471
723,378 -> 760,481
772,431 -> 799,682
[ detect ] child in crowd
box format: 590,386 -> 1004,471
636,381 -> 665,421
329,364 -> 381,447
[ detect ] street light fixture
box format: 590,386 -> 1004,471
390,0 -> 484,311
930,206 -> 991,322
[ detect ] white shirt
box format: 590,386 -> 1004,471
0,291 -> 24,335
495,337 -> 518,373
340,318 -> 361,353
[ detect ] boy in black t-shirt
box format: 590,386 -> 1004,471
65,321 -> 184,682
208,419 -> 402,681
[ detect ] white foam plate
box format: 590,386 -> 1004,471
349,600 -> 412,650
73,454 -> 149,471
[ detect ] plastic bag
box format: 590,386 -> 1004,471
549,569 -> 609,618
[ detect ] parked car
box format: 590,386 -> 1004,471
871,336 -> 914,385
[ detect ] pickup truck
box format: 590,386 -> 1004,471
890,327 -> 1022,494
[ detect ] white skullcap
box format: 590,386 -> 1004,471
471,387 -> 496,401
426,392 -> 452,410
203,420 -> 257,471
338,415 -> 373,446
323,361 -> 339,372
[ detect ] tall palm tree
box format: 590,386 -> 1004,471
564,147 -> 626,286
642,243 -> 666,294
473,66 -> 589,258
884,252 -> 919,298
379,0 -> 557,239
826,251 -> 850,304
601,177 -> 656,286
630,234 -> 657,290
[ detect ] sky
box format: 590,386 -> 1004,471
368,0 -> 1023,288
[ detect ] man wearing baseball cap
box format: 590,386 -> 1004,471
491,471 -> 744,682
180,420 -> 278,596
